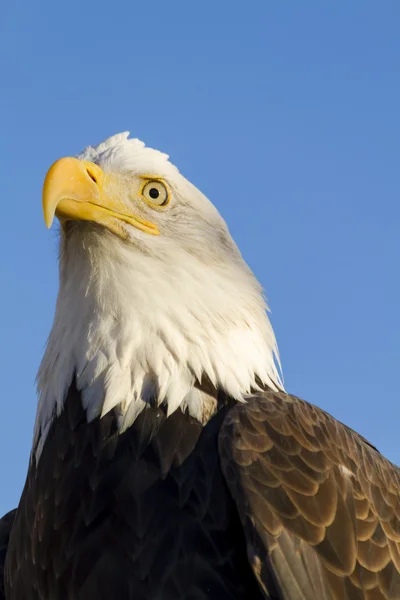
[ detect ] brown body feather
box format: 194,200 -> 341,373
0,511 -> 15,600
3,382 -> 264,600
2,388 -> 400,599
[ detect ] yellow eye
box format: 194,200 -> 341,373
142,180 -> 169,207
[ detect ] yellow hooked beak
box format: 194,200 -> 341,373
42,157 -> 160,238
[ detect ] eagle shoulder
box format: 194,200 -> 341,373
219,390 -> 400,600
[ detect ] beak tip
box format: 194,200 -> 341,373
43,210 -> 54,229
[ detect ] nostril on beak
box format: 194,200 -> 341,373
86,167 -> 98,184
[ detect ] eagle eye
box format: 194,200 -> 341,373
142,180 -> 169,207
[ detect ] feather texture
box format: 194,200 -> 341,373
219,390 -> 400,600
5,383 -> 264,600
0,511 -> 15,600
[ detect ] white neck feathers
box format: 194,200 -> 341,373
34,225 -> 282,458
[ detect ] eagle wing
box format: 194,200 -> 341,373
0,509 -> 16,600
219,390 -> 400,600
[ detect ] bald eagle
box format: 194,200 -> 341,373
1,133 -> 400,600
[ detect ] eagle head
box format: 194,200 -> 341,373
35,133 -> 282,458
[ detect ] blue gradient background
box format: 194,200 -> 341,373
1,1 -> 399,516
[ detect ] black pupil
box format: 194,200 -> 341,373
149,187 -> 160,200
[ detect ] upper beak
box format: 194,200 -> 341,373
42,157 -> 159,237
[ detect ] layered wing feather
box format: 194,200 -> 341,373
219,390 -> 400,600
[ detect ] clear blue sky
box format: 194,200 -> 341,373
1,1 -> 399,516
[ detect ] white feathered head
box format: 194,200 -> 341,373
35,133 -> 283,457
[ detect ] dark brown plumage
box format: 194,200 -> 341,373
2,384 -> 400,599
3,381 -> 265,600
0,511 -> 15,600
